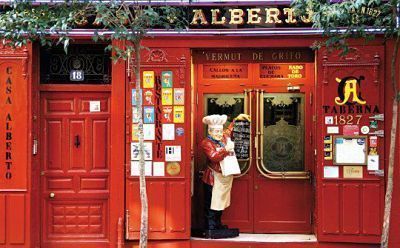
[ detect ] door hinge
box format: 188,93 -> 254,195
32,139 -> 38,155
125,209 -> 130,239
309,92 -> 313,105
313,115 -> 316,122
196,92 -> 198,105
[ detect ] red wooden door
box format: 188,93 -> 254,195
251,88 -> 313,233
40,91 -> 111,248
196,62 -> 314,233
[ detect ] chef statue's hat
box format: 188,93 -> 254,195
202,114 -> 227,129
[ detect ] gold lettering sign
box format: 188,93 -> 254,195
247,8 -> 261,24
343,166 -> 363,178
211,9 -> 225,25
191,9 -> 208,25
192,49 -> 314,64
203,64 -> 248,79
190,7 -> 312,26
260,64 -> 305,79
335,76 -> 367,105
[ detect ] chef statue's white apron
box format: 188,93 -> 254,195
210,170 -> 234,211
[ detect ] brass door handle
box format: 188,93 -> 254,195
49,192 -> 55,198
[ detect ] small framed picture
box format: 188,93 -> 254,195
324,135 -> 332,144
324,143 -> 332,152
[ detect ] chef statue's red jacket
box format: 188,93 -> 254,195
201,122 -> 234,186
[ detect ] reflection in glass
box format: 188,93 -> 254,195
204,94 -> 247,171
204,94 -> 245,129
262,94 -> 304,172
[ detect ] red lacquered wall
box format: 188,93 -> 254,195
315,45 -> 385,243
0,45 -> 31,247
0,36 -> 398,248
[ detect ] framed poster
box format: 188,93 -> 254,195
333,136 -> 368,165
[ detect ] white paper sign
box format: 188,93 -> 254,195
131,142 -> 152,160
131,161 -> 152,176
327,126 -> 339,134
367,155 -> 379,171
153,162 -> 165,176
131,161 -> 140,176
162,124 -> 175,140
143,124 -> 155,140
165,146 -> 181,162
334,137 -> 366,164
325,116 -> 334,125
324,166 -> 339,178
89,101 -> 101,112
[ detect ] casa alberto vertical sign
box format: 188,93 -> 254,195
1,61 -> 27,190
4,66 -> 13,180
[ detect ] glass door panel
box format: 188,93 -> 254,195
255,91 -> 309,179
203,93 -> 250,174
262,93 -> 305,172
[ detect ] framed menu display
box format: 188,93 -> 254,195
333,136 -> 368,165
232,120 -> 250,160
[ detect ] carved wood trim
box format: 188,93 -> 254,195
178,54 -> 187,86
141,53 -> 187,86
0,45 -> 29,79
322,51 -> 381,85
146,49 -> 168,63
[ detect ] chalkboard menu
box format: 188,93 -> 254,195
232,120 -> 251,160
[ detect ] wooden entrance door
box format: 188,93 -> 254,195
40,91 -> 111,248
196,63 -> 314,233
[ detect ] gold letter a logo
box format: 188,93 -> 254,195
334,77 -> 366,105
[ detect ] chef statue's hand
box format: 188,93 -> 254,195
225,138 -> 235,152
234,113 -> 251,122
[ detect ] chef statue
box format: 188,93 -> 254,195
201,113 -> 250,238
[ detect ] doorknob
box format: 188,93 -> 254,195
254,185 -> 259,190
49,192 -> 55,198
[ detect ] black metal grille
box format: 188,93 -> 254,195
40,44 -> 111,84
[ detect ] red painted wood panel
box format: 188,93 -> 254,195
0,195 -> 5,244
46,120 -> 63,171
80,178 -> 108,191
47,178 -> 74,190
362,183 -> 381,235
148,182 -> 167,232
92,120 -> 109,170
8,194 -> 25,244
222,177 -> 252,232
168,182 -> 186,232
254,180 -> 311,233
70,120 -> 85,170
322,183 -> 340,234
46,99 -> 74,113
127,181 -> 141,232
342,184 -> 361,234
0,59 -> 29,190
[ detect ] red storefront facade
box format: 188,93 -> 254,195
0,3 -> 400,248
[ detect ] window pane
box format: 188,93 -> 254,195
40,44 -> 111,84
262,93 -> 305,172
